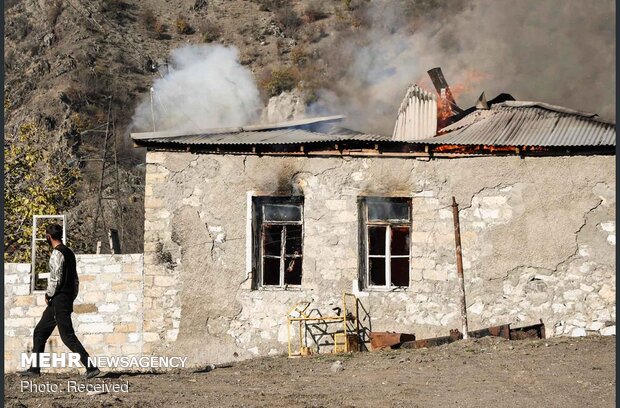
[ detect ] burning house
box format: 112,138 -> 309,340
126,68 -> 615,364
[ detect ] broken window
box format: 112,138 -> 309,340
359,197 -> 411,289
252,197 -> 303,288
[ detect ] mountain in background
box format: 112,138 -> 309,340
4,0 -> 614,259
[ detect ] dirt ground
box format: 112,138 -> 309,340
4,335 -> 615,408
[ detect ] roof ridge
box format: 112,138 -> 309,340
496,101 -> 615,126
496,101 -> 598,119
417,101 -> 616,148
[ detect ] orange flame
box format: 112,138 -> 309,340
432,69 -> 491,129
446,70 -> 491,105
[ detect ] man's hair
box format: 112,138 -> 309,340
45,224 -> 63,241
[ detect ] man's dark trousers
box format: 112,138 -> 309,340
31,293 -> 92,371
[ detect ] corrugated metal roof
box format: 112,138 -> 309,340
422,101 -> 615,147
131,115 -> 346,141
132,102 -> 615,150
133,127 -> 391,146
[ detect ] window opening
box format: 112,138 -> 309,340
360,198 -> 411,289
253,197 -> 304,288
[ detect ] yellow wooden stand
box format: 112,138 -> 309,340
287,293 -> 360,357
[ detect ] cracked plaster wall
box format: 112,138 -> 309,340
143,151 -> 615,366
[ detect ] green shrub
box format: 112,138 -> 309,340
47,0 -> 63,27
291,45 -> 308,67
303,1 -> 328,22
297,60 -> 327,104
301,22 -> 327,43
275,5 -> 302,38
260,67 -> 299,97
200,20 -> 221,42
176,15 -> 193,34
141,8 -> 157,30
190,0 -> 208,12
254,0 -> 285,12
154,21 -> 167,34
100,0 -> 129,21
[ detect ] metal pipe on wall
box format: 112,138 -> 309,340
452,196 -> 469,339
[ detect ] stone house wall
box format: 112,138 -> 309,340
4,254 -> 143,372
142,151 -> 615,367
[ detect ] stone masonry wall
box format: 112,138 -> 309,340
143,152 -> 615,367
4,254 -> 143,372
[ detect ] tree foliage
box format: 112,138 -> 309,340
4,123 -> 79,262
261,67 -> 299,97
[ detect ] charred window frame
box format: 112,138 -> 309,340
252,196 -> 304,289
358,197 -> 411,290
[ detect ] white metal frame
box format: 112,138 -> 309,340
31,215 -> 67,293
246,191 -> 255,278
363,199 -> 412,290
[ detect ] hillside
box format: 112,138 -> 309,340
4,0 -> 417,256
4,0 -> 614,258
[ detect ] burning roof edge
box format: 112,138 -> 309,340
131,115 -> 345,141
132,101 -> 615,154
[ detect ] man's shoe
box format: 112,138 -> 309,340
84,368 -> 101,379
17,369 -> 40,377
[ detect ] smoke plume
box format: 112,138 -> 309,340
132,45 -> 261,133
319,0 -> 615,135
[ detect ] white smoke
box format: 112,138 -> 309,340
132,2 -> 615,136
317,0 -> 616,134
132,45 -> 261,133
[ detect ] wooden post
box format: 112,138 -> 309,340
452,197 -> 469,339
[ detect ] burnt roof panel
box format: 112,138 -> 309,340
424,102 -> 615,147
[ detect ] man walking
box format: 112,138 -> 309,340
18,223 -> 100,379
